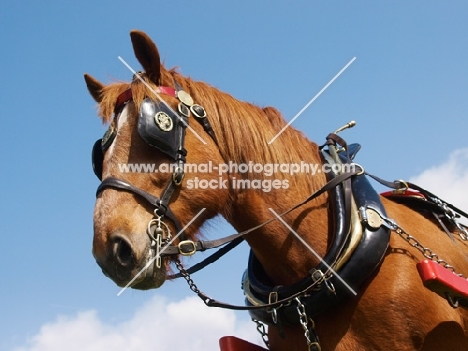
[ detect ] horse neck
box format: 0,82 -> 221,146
228,161 -> 331,286
181,77 -> 331,286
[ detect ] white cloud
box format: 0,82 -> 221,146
14,295 -> 262,351
408,148 -> 468,212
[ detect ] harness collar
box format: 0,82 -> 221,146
244,170 -> 391,325
242,141 -> 391,326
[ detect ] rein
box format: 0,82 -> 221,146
168,166 -> 363,278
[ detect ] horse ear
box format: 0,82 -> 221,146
130,30 -> 161,84
84,73 -> 105,102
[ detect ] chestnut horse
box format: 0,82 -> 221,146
85,30 -> 468,350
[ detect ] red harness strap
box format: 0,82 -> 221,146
380,189 -> 426,200
114,86 -> 178,112
219,336 -> 267,351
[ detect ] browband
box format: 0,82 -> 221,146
115,86 -> 177,111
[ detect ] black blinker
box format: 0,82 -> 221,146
92,139 -> 104,180
92,125 -> 117,181
138,98 -> 187,160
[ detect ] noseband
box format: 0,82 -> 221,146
92,77 -> 218,263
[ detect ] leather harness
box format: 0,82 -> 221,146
91,79 -> 468,348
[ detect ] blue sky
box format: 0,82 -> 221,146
1,1 -> 468,350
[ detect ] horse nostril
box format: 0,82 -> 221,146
112,236 -> 134,268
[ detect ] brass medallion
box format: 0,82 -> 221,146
365,208 -> 383,230
154,111 -> 173,131
177,90 -> 194,107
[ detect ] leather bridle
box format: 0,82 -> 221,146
93,79 -> 221,260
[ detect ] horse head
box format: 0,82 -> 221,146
85,30 -> 231,289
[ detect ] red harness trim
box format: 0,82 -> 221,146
380,189 -> 426,200
417,259 -> 468,304
114,86 -> 177,112
114,89 -> 133,111
158,86 -> 177,97
219,336 -> 267,351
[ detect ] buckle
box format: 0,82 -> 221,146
310,269 -> 325,283
178,240 -> 197,256
267,291 -> 279,324
172,167 -> 185,186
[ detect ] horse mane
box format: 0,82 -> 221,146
96,66 -> 325,190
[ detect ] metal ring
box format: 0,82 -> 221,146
146,219 -> 160,241
132,71 -> 144,81
352,163 -> 365,176
309,341 -> 322,351
267,307 -> 278,324
445,292 -> 460,308
396,179 -> 409,191
324,279 -> 336,294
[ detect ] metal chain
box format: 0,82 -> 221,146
175,258 -> 323,349
174,258 -> 201,294
252,319 -> 269,349
432,196 -> 468,241
455,223 -> 468,241
295,297 -> 321,351
445,208 -> 468,241
295,297 -> 312,345
380,215 -> 465,278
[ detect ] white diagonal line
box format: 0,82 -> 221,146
268,57 -> 356,145
118,56 -> 207,145
268,208 -> 357,295
117,208 -> 206,296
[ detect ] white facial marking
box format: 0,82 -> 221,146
107,105 -> 130,158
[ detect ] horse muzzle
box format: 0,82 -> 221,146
94,231 -> 167,290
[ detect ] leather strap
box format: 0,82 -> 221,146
168,237 -> 244,279
97,167 -> 361,264
115,89 -> 133,112
367,173 -> 468,219
96,177 -> 183,233
189,168 -> 362,258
